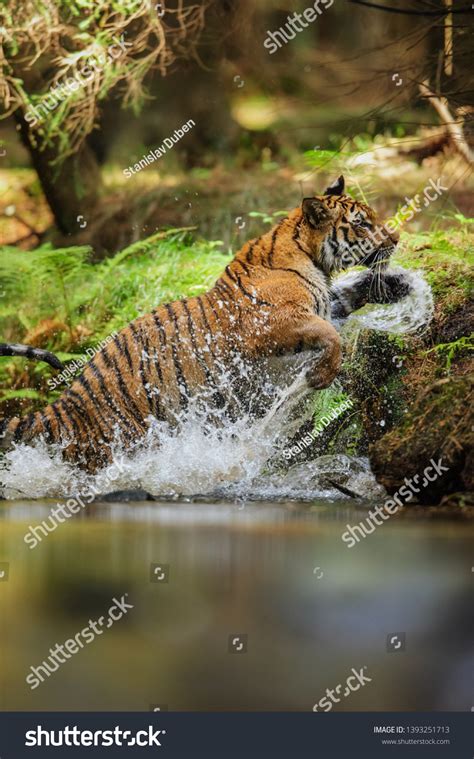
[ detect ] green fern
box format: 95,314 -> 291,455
424,336 -> 474,372
0,230 -> 230,350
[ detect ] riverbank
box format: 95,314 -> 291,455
0,221 -> 472,508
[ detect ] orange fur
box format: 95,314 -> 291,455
1,179 -> 399,471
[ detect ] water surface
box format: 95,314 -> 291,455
0,272 -> 465,712
0,498 -> 471,711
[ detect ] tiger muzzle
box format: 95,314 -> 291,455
365,224 -> 399,267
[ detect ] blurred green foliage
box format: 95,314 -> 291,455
0,229 -> 230,404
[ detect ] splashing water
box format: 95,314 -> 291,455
1,357 -> 314,500
336,266 -> 434,334
0,268 -> 432,501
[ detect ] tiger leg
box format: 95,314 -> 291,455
330,270 -> 373,320
282,314 -> 342,390
330,269 -> 413,320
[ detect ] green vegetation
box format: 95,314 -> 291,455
425,336 -> 474,373
1,0 -> 206,162
395,224 -> 473,298
294,221 -> 474,482
311,385 -> 362,456
1,216 -> 472,508
0,229 -> 230,408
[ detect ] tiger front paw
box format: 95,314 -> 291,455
381,272 -> 412,302
306,340 -> 342,390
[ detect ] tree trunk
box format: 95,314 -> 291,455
15,109 -> 103,236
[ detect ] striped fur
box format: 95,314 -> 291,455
0,177 -> 399,471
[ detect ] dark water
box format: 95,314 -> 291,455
0,499 -> 472,712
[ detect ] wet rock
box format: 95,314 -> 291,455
341,328 -> 407,448
97,489 -> 155,502
251,454 -> 385,501
341,247 -> 473,507
369,375 -> 473,504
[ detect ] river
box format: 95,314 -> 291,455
0,497 -> 472,711
1,270 -> 469,712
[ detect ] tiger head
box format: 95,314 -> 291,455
300,175 -> 399,276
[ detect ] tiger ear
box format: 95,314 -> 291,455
302,197 -> 332,228
324,175 -> 345,196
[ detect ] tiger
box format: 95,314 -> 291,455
0,175 -> 404,472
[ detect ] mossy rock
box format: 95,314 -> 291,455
369,374 -> 473,504
340,328 -> 408,448
360,226 -> 473,504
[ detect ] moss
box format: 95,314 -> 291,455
370,375 -> 473,503
341,225 -> 473,504
340,329 -> 408,449
395,226 -> 473,303
325,413 -> 364,456
424,335 -> 474,372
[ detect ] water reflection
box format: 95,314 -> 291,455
0,500 -> 472,711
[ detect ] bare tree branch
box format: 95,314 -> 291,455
347,0 -> 473,15
419,80 -> 474,165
